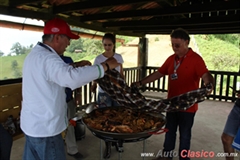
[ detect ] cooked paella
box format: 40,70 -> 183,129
83,107 -> 165,133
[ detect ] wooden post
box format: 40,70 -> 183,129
137,37 -> 148,91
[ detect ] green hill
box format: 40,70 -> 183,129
0,54 -> 27,80
194,35 -> 239,71
0,34 -> 239,80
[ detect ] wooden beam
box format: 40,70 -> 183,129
143,28 -> 240,35
132,27 -> 240,34
9,0 -> 41,6
0,5 -> 144,37
53,0 -> 156,14
119,22 -> 240,31
0,20 -> 125,43
103,14 -> 240,27
79,1 -> 240,22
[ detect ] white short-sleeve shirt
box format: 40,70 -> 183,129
93,53 -> 124,93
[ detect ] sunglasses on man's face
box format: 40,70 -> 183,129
104,44 -> 113,47
171,43 -> 182,48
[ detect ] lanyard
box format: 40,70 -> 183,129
174,55 -> 186,73
38,42 -> 52,52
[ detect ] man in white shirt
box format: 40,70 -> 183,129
21,17 -> 119,160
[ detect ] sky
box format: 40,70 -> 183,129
0,15 -> 44,55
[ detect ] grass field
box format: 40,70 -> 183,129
0,54 -> 27,80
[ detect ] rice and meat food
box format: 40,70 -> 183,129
83,108 -> 165,133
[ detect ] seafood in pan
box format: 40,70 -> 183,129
83,108 -> 165,133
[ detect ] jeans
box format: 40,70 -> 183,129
23,133 -> 66,160
163,112 -> 195,160
98,92 -> 120,108
0,124 -> 12,160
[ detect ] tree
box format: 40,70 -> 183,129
213,34 -> 240,48
83,39 -> 103,55
29,44 -> 34,48
11,60 -> 22,78
10,42 -> 25,55
66,39 -> 84,53
0,50 -> 4,57
11,60 -> 18,69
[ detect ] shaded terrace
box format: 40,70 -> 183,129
0,0 -> 240,159
10,98 -> 239,160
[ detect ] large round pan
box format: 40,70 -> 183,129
81,106 -> 167,139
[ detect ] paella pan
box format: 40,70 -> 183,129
81,106 -> 167,139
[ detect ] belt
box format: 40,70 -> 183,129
67,98 -> 73,103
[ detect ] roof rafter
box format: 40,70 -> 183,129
53,0 -> 158,14
120,22 -> 240,31
144,29 -> 240,35
0,5 -> 144,37
79,1 -> 240,22
103,14 -> 240,28
0,0 -> 239,35
9,0 -> 41,6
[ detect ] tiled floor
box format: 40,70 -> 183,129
11,99 -> 239,160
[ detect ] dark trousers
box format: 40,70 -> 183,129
0,124 -> 13,160
163,112 -> 195,160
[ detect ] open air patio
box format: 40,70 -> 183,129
10,92 -> 239,160
1,1 -> 239,160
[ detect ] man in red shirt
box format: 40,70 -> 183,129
133,28 -> 214,160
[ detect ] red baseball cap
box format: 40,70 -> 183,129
43,18 -> 79,39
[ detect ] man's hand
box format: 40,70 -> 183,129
73,60 -> 92,67
131,81 -> 141,88
104,57 -> 120,70
205,83 -> 213,95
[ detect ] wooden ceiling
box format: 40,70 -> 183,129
0,0 -> 239,37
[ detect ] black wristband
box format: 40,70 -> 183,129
206,83 -> 213,91
105,63 -> 110,71
139,80 -> 142,85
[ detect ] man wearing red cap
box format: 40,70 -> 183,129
20,18 -> 119,160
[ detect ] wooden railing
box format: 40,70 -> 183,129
210,70 -> 240,102
143,67 -> 240,102
75,67 -> 142,107
75,67 -> 240,106
0,67 -> 239,126
0,82 -> 23,140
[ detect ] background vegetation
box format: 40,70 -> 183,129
194,34 -> 239,72
0,34 -> 239,80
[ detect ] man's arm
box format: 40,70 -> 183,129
132,71 -> 164,87
141,71 -> 164,85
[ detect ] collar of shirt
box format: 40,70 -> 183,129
175,48 -> 194,62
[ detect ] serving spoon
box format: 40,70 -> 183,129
85,92 -> 97,114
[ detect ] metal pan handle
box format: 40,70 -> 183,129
69,119 -> 77,127
148,128 -> 168,135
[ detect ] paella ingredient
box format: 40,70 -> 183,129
110,125 -> 133,133
83,108 -> 165,133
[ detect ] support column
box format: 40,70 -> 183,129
137,37 -> 148,91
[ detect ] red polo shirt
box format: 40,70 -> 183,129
158,48 -> 209,112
